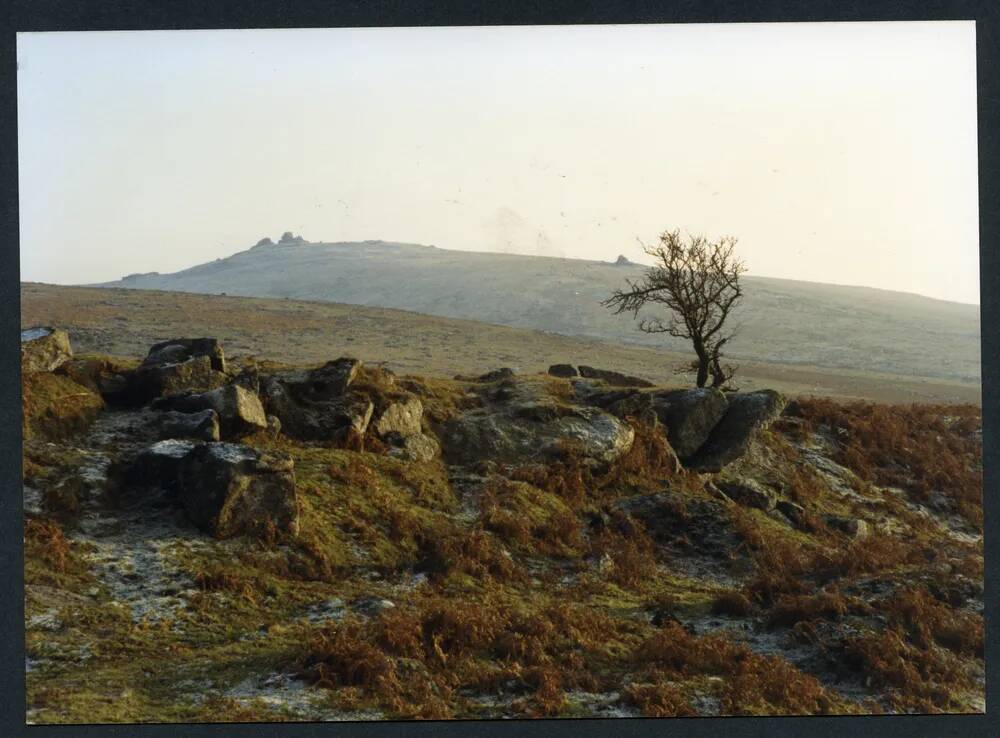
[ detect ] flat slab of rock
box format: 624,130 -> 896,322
685,390 -> 787,473
21,327 -> 73,374
578,365 -> 654,388
440,381 -> 634,468
650,388 -> 729,459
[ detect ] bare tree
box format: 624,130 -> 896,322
602,230 -> 746,389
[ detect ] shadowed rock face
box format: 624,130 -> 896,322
21,327 -> 73,374
650,388 -> 729,459
177,443 -> 298,539
686,390 -> 787,473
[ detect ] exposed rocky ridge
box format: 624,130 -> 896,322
22,332 -> 984,722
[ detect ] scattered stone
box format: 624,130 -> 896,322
152,409 -> 220,442
716,479 -> 777,511
577,365 -> 654,388
177,443 -> 299,539
650,388 -> 729,459
548,364 -> 579,378
685,390 -> 787,472
373,397 -> 423,438
21,327 -> 73,374
478,367 -> 517,382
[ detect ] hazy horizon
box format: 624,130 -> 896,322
17,22 -> 980,304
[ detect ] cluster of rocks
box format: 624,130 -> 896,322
22,324 -> 791,540
571,380 -> 786,473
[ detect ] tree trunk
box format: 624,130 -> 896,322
694,345 -> 710,388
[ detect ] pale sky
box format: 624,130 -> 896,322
17,22 -> 980,304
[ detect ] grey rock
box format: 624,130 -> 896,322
373,397 -> 423,438
142,337 -> 226,373
548,364 -> 579,378
21,327 -> 73,374
155,384 -> 267,439
686,390 -> 787,472
650,388 -> 729,459
440,393 -> 633,468
128,355 -> 227,403
386,432 -> 441,462
153,409 -> 220,442
177,443 -> 298,539
352,598 -> 396,617
578,365 -> 654,388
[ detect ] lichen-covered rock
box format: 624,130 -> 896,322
440,383 -> 634,468
686,390 -> 787,472
21,372 -> 104,441
548,364 -> 579,378
152,409 -> 220,442
649,388 -> 729,459
373,397 -> 423,438
176,443 -> 298,539
386,432 -> 441,463
577,365 -> 654,388
21,327 -> 73,374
